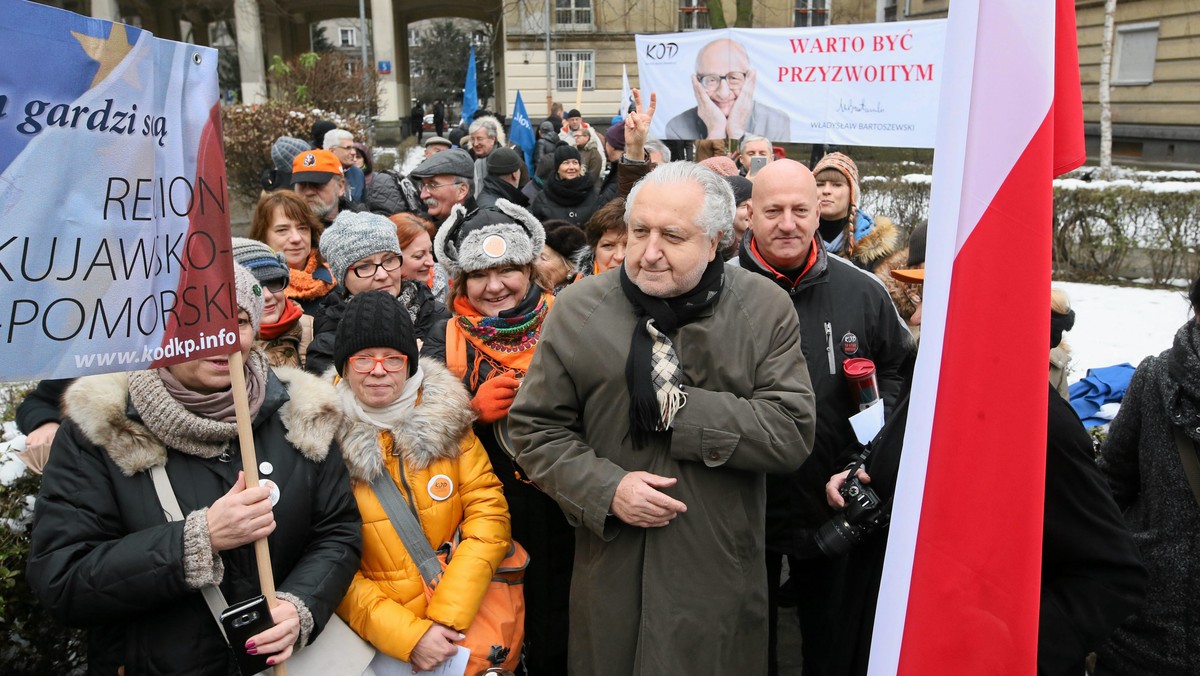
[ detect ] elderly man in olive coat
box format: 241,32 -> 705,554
509,155 -> 816,674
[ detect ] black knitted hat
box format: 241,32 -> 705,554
333,290 -> 419,378
553,144 -> 582,169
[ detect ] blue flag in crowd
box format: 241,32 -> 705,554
461,45 -> 478,123
509,91 -> 536,171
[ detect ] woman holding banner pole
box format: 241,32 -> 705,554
27,266 -> 362,675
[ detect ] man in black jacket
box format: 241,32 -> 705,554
738,159 -> 913,675
477,148 -> 529,208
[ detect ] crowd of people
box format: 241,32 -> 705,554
15,88 -> 1185,676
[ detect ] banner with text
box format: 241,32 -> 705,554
0,2 -> 236,381
636,20 -> 946,147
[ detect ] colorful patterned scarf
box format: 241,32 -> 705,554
452,289 -> 553,379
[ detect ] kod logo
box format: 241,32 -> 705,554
645,42 -> 679,60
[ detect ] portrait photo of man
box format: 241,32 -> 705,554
665,38 -> 791,142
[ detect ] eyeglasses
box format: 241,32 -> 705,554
335,145 -> 354,151
351,254 -> 402,278
699,72 -> 748,91
419,181 -> 457,192
348,353 -> 408,374
262,278 -> 288,294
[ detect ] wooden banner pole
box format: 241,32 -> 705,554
228,349 -> 288,676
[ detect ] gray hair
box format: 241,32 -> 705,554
468,118 -> 498,140
644,138 -> 671,163
741,135 -> 772,151
625,161 -> 734,249
323,128 -> 353,150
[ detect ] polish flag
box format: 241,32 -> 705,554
868,0 -> 1085,674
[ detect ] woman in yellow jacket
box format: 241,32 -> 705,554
330,290 -> 511,672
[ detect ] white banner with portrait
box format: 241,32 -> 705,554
635,20 -> 946,148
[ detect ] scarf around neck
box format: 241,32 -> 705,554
128,349 -> 269,459
286,250 -> 337,301
336,365 -> 425,431
258,298 -> 303,340
453,284 -> 552,378
619,258 -> 724,446
544,173 -> 594,206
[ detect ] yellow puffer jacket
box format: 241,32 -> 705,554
335,360 -> 511,661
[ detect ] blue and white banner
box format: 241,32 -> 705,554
0,1 -> 236,381
636,21 -> 946,147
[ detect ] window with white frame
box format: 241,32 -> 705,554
794,0 -> 829,27
1113,22 -> 1159,85
555,0 -> 592,30
679,0 -> 709,31
339,27 -> 356,47
555,50 -> 594,91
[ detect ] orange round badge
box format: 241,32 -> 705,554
481,234 -> 508,258
427,474 -> 454,501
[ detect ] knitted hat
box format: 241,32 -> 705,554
724,175 -> 753,205
487,147 -> 521,175
538,120 -> 555,135
311,120 -> 337,151
319,211 -> 402,286
231,237 -> 289,289
332,290 -> 419,377
566,109 -> 582,119
553,144 -> 582,168
812,152 -> 861,209
272,136 -> 311,173
434,199 -> 546,276
291,149 -> 344,185
424,135 -> 453,149
605,122 -> 626,151
544,221 -> 587,261
352,142 -> 373,174
700,156 -> 739,177
233,264 -> 264,333
410,147 -> 474,180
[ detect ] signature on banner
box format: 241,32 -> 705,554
836,98 -> 886,114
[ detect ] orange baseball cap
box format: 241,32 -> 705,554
291,149 -> 344,184
890,267 -> 925,284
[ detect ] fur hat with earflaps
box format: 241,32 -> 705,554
434,199 -> 546,276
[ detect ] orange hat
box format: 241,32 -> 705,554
291,149 -> 344,185
890,267 -> 925,284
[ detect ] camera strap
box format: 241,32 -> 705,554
150,464 -> 231,642
1171,425 -> 1200,509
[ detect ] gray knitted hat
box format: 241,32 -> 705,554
231,237 -> 289,289
233,264 -> 264,333
271,136 -> 311,173
319,211 -> 402,286
434,199 -> 545,276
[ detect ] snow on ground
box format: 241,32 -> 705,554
1056,281 -> 1192,383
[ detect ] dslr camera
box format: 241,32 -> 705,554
813,471 -> 889,559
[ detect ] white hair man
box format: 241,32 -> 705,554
509,159 -> 816,676
323,128 -> 365,203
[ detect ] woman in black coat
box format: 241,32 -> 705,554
529,145 -> 600,227
27,266 -> 362,674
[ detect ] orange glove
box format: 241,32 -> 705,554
471,375 -> 521,424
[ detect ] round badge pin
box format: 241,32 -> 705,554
259,461 -> 274,476
427,474 -> 454,501
262,480 -> 280,507
481,234 -> 508,259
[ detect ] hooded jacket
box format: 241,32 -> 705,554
27,366 -> 362,675
335,360 -> 510,662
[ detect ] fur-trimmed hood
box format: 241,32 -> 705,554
850,215 -> 901,267
337,360 -> 476,482
63,366 -> 342,477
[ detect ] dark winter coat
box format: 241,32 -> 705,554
27,367 -> 362,675
16,378 -> 71,434
738,236 -> 913,550
529,175 -> 600,227
476,175 -> 529,209
306,281 -> 450,376
829,385 -> 1147,676
508,266 -> 816,676
597,159 -> 620,205
1096,320 -> 1200,675
534,126 -> 560,179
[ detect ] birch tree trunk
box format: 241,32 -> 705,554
1098,0 -> 1117,178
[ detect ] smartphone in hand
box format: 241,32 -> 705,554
220,594 -> 275,675
748,155 -> 769,177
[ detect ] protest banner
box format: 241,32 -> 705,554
635,20 -> 946,147
0,1 -> 236,381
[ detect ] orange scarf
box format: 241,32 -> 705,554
448,293 -> 554,387
258,298 -> 304,340
286,250 -> 337,301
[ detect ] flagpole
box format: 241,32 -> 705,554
545,0 -> 553,117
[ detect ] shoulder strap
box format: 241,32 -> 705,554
369,472 -> 443,587
149,464 -> 231,640
1171,425 -> 1200,508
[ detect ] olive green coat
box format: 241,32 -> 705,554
509,264 -> 816,676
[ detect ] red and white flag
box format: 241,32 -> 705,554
869,1 -> 1085,674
